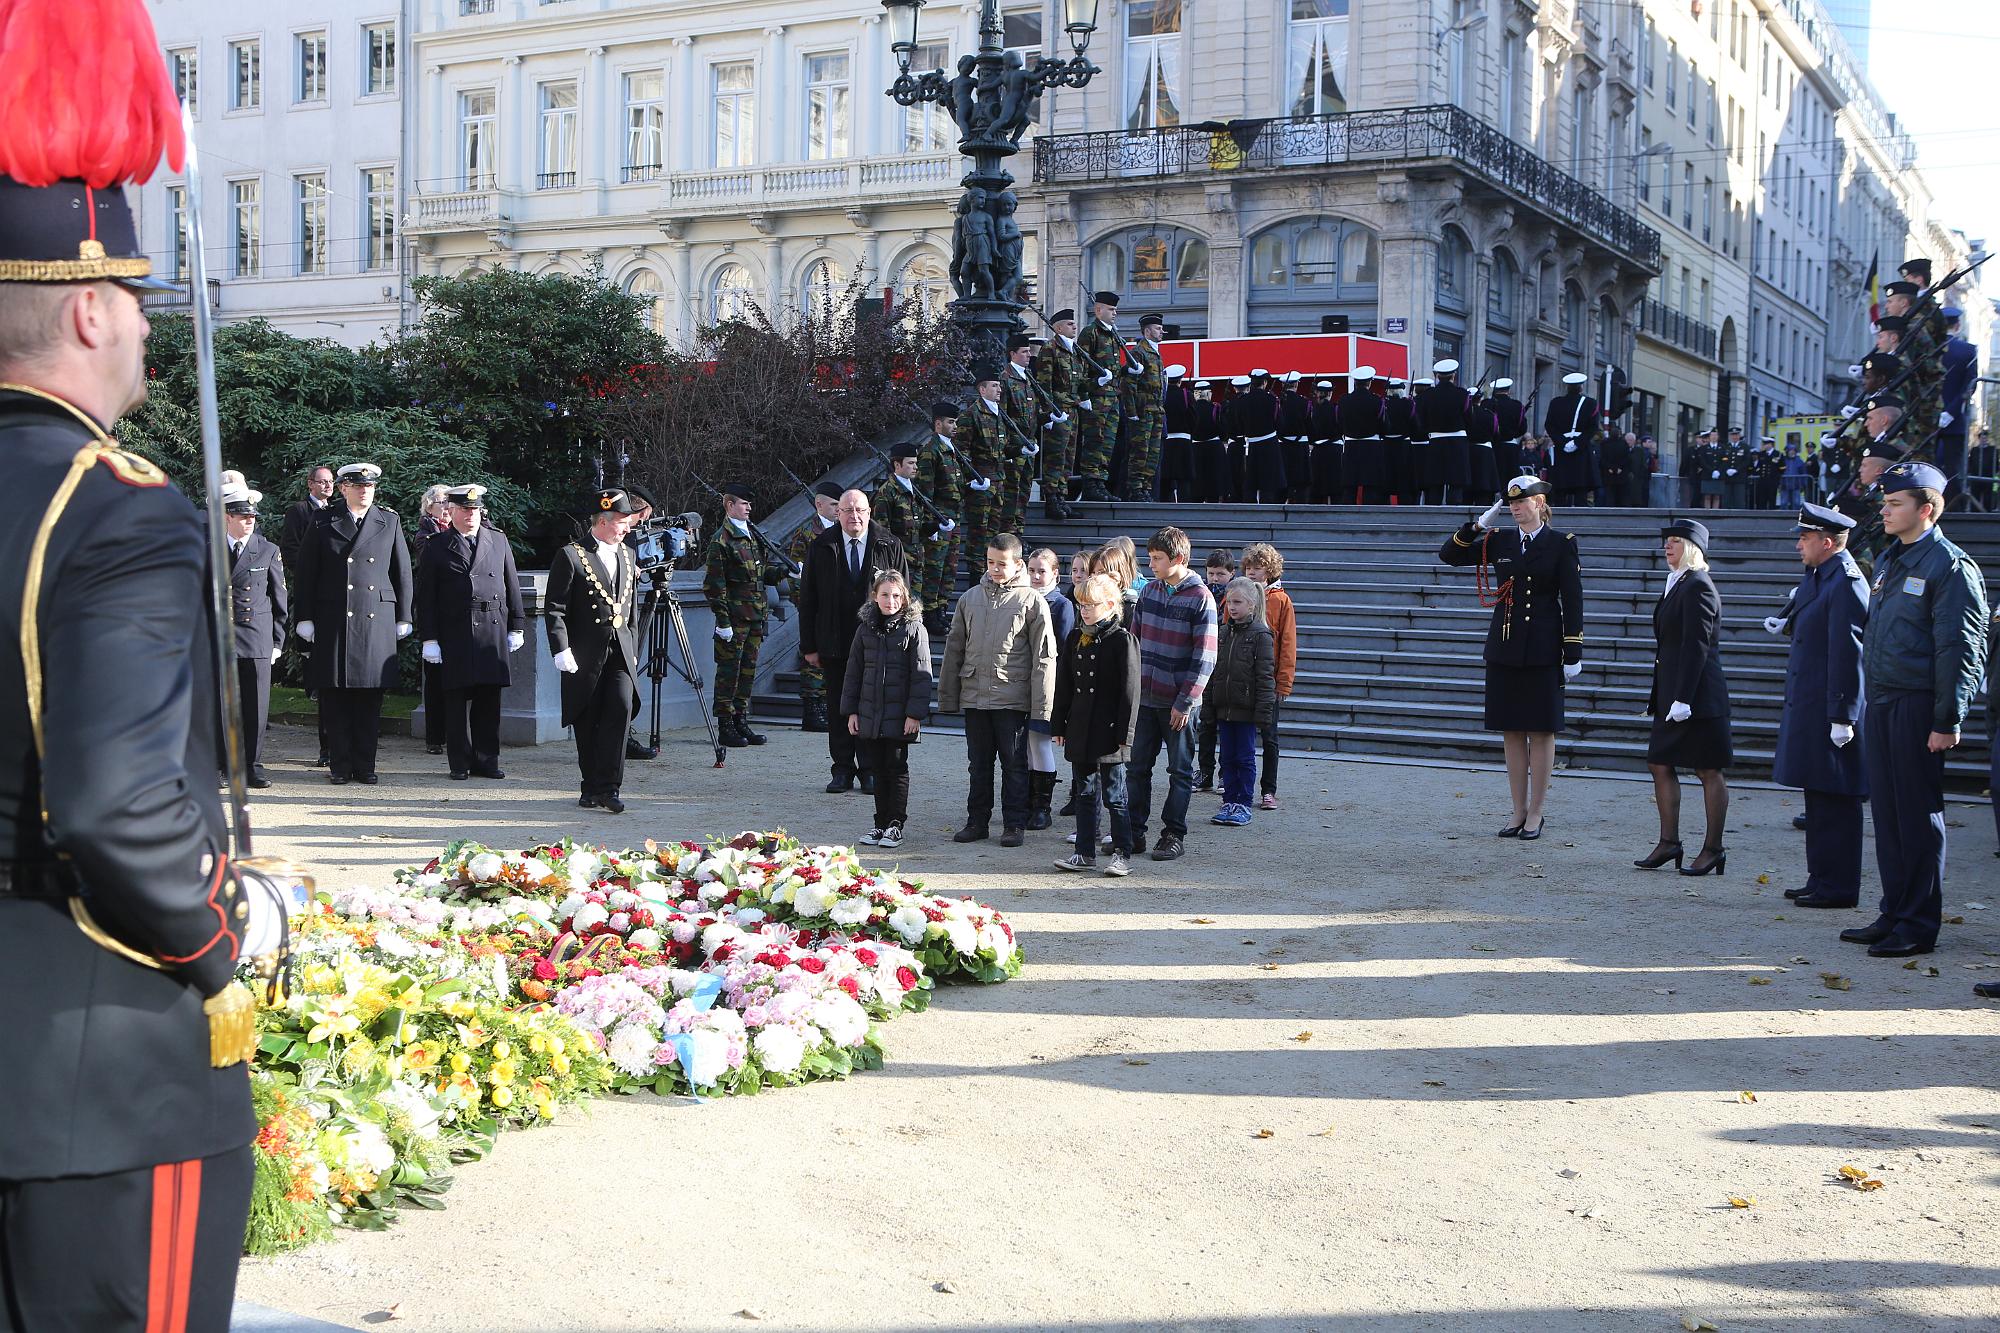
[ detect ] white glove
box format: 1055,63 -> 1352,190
1711,470 -> 1721,479
968,477 -> 991,492
396,622 -> 412,639
1048,411 -> 1068,425
1563,662 -> 1582,683
295,620 -> 315,643
1830,722 -> 1855,747
552,647 -> 578,673
715,625 -> 734,642
1097,373 -> 1112,387
1563,441 -> 1577,453
1840,404 -> 1859,419
1476,499 -> 1507,530
1940,411 -> 1953,428
1079,399 -> 1092,412
1666,701 -> 1693,723
938,518 -> 956,533
1020,444 -> 1039,459
1762,615 -> 1786,635
507,630 -> 525,652
1785,587 -> 1797,600
1829,461 -> 1842,474
1125,362 -> 1142,376
421,640 -> 443,664
1726,468 -> 1738,476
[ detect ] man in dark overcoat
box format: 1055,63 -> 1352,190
223,473 -> 287,787
416,484 -> 525,781
293,461 -> 414,784
547,489 -> 646,812
1545,371 -> 1600,505
799,488 -> 910,793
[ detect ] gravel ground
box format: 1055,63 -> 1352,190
235,721 -> 1999,1333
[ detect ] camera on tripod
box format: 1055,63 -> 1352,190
632,510 -> 703,574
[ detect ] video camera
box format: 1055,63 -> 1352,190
632,510 -> 703,574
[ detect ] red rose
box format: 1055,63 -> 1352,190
838,977 -> 861,999
854,947 -> 879,966
712,944 -> 735,962
531,958 -> 559,981
797,956 -> 826,974
896,966 -> 919,990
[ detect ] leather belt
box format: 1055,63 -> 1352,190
0,861 -> 68,900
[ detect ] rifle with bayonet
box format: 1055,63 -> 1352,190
690,474 -> 803,582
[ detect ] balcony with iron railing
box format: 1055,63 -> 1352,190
1637,297 -> 1720,361
1032,104 -> 1662,271
664,150 -> 960,213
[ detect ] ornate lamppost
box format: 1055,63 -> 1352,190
882,0 -> 1101,364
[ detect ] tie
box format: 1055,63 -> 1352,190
849,538 -> 862,579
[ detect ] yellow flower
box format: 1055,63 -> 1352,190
403,1041 -> 439,1071
490,1084 -> 514,1108
449,1050 -> 470,1073
491,1039 -> 512,1061
489,1059 -> 516,1085
551,1052 -> 571,1075
527,1034 -> 549,1056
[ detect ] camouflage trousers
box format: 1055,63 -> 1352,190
920,528 -> 961,613
798,658 -> 824,704
713,622 -> 764,713
1041,416 -> 1076,500
1001,457 -> 1033,537
963,483 -> 1000,582
1124,407 -> 1164,501
1077,404 -> 1117,482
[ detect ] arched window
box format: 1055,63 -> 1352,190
711,263 -> 755,324
1246,216 -> 1379,335
1559,280 -> 1585,371
1594,295 -> 1620,368
1436,228 -> 1471,312
895,252 -> 949,322
1486,249 -> 1519,326
800,257 -> 846,319
1083,225 -> 1210,334
625,268 -> 665,336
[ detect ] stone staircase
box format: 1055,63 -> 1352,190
753,501 -> 2000,792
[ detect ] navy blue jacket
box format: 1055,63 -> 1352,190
1773,551 -> 1869,796
1649,569 -> 1729,720
1941,335 -> 1978,423
1861,526 -> 1990,732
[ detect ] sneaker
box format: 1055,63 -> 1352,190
1065,830 -> 1078,844
859,828 -> 883,846
1103,854 -> 1132,877
1213,804 -> 1252,827
1193,772 -> 1214,792
1053,851 -> 1094,872
1259,793 -> 1279,811
877,823 -> 904,850
1150,835 -> 1185,861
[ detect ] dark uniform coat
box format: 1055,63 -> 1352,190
1545,391 -> 1600,492
545,541 -> 642,728
415,527 -> 526,690
1438,522 -> 1585,668
293,504 -> 414,689
1416,382 -> 1471,489
1647,568 -> 1733,769
1491,394 -> 1529,479
229,530 -> 288,660
0,389 -> 254,1179
1772,551 -> 1869,795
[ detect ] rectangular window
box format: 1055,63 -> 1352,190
364,22 -> 396,96
459,89 -> 496,189
1638,128 -> 1652,202
1288,0 -> 1350,119
230,39 -> 261,110
712,61 -> 756,168
1685,65 -> 1697,128
1004,7 -> 1043,130
538,80 -> 579,188
364,167 -> 396,270
170,48 -> 198,115
1665,42 -> 1676,109
1641,19 -> 1654,89
1126,0 -> 1184,130
296,31 -> 327,102
1661,147 -> 1673,215
231,179 -> 261,277
1706,80 -> 1716,144
1681,162 -> 1692,229
459,0 -> 495,14
295,172 -> 328,274
903,42 -> 951,150
803,52 -> 850,160
167,184 -> 189,280
623,71 -> 666,181
1702,177 -> 1713,243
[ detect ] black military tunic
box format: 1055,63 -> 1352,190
1416,381 -> 1472,498
546,540 -> 644,803
1236,385 -> 1287,503
416,527 -> 525,777
1438,519 -> 1585,732
293,503 -> 413,780
1491,394 -> 1529,480
1379,391 -> 1419,501
228,529 -> 287,780
1336,386 -> 1386,503
1544,391 -> 1601,500
1309,392 -> 1345,503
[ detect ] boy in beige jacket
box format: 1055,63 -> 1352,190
939,533 -> 1057,845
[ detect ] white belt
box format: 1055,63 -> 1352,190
1344,435 -> 1380,443
1432,430 -> 1467,439
1245,432 -> 1277,443
1165,432 -> 1191,441
1562,431 -> 1582,439
1500,437 -> 1523,445
1472,441 -> 1494,449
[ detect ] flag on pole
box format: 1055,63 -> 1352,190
1864,252 -> 1880,324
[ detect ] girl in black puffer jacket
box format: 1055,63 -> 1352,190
840,570 -> 932,849
1208,577 -> 1276,827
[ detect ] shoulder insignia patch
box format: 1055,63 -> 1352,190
97,445 -> 168,487
1565,532 -> 1576,542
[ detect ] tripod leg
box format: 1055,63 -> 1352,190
664,594 -> 726,767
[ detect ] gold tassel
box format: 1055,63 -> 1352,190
202,982 -> 258,1067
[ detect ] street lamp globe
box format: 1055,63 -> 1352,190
881,0 -> 924,70
1062,0 -> 1101,56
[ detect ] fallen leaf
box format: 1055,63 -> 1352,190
1292,1031 -> 1313,1042
1188,917 -> 1215,924
1310,1125 -> 1336,1137
1122,1058 -> 1150,1066
1681,1315 -> 1718,1331
1926,966 -> 1940,977
1738,1091 -> 1758,1103
1946,916 -> 1966,926
1252,1128 -> 1275,1139
1748,976 -> 1774,986
1837,1164 -> 1870,1181
1727,1195 -> 1756,1208
1422,1079 -> 1447,1087
735,1311 -> 765,1322
1854,1177 -> 1887,1191
1820,973 -> 1851,991
1773,915 -> 1786,921
1756,873 -> 1772,884
1557,1168 -> 1581,1179
933,1281 -> 958,1295
1903,960 -> 1919,971
1257,963 -> 1280,972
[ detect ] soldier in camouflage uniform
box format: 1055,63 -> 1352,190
1000,336 -> 1042,536
1121,313 -> 1168,500
873,442 -> 925,583
703,483 -> 779,748
1036,311 -> 1087,518
959,366 -> 1008,573
916,403 -> 966,636
1074,291 -> 1125,502
785,482 -> 843,732
1884,278 -> 1945,462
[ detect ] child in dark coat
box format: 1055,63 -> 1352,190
840,570 -> 932,850
1025,548 -> 1078,830
1209,577 -> 1277,827
1051,574 -> 1142,876
1196,549 -> 1237,790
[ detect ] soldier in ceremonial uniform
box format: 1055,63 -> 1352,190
959,366 -> 1007,573
1399,377 -> 1432,504
294,462 -> 414,785
1545,372 -> 1600,506
1378,378 -> 1417,505
1437,477 -> 1585,839
1221,375 -> 1251,500
1190,379 -> 1228,502
1718,426 -> 1749,509
1772,502 -> 1870,910
872,451 -> 924,585
1937,307 -> 1978,507
0,5 -> 264,1319
223,474 -> 287,788
1337,367 -> 1385,505
916,402 -> 965,633
1490,380 -> 1528,483
1884,277 -> 1945,454
415,485 -> 525,781
1160,365 -> 1198,503
1238,368 -> 1287,504
1306,377 -> 1342,504
1752,435 -> 1785,509
1035,310 -> 1086,517
786,482 -> 843,732
1000,335 -> 1042,534
547,489 -> 645,811
1121,313 -> 1168,501
1278,370 -> 1314,503
1841,462 -> 1990,958
1074,291 -> 1124,501
702,482 -> 780,749
1417,359 -> 1472,505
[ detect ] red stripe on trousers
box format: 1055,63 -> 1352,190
146,1158 -> 202,1333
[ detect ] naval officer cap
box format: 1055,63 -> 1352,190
1491,378 -> 1514,390
444,483 -> 487,508
1433,358 -> 1460,375
1796,501 -> 1855,534
1943,305 -> 1963,321
1504,476 -> 1551,500
1349,365 -> 1376,381
1389,377 -> 1407,388
1561,371 -> 1589,386
1281,369 -> 1301,382
1660,517 -> 1711,554
1412,377 -> 1434,388
1315,379 -> 1334,389
1165,364 -> 1187,380
337,462 -> 382,485
1230,375 -> 1251,387
1879,461 -> 1948,494
219,470 -> 262,514
1249,367 -> 1271,379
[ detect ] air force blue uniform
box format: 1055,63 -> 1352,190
1772,547 -> 1868,905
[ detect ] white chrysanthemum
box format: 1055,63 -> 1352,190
807,993 -> 870,1047
342,1119 -> 396,1174
888,904 -> 929,943
700,921 -> 744,955
466,852 -> 504,883
378,1078 -> 443,1139
682,1028 -> 730,1087
978,921 -> 1012,957
792,881 -> 835,918
413,871 -> 445,891
627,927 -> 663,952
556,892 -> 588,920
942,914 -> 977,957
670,918 -> 700,945
606,1022 -> 660,1079
607,888 -> 639,911
567,850 -> 601,888
732,907 -> 767,928
752,1023 -> 809,1075
570,903 -> 609,933
829,895 -> 872,927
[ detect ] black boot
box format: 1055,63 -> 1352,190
1056,779 -> 1078,817
1043,492 -> 1072,521
737,706 -> 767,746
800,695 -> 829,733
1080,478 -> 1114,503
718,712 -> 749,748
1026,772 -> 1054,831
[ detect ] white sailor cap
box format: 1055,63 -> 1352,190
1433,358 -> 1460,374
1315,379 -> 1334,389
219,470 -> 262,512
1165,364 -> 1187,380
1491,378 -> 1514,390
1561,372 -> 1589,386
1230,375 -> 1251,387
337,462 -> 383,484
1349,365 -> 1376,381
1413,377 -> 1435,387
1389,378 -> 1407,389
1281,370 -> 1301,382
1250,367 -> 1270,378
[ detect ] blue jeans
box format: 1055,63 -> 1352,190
1219,720 -> 1259,806
1128,702 -> 1197,842
1071,760 -> 1132,858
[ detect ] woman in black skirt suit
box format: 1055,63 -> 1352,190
1437,477 -> 1584,839
1637,518 -> 1733,875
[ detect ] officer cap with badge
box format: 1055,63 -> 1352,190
596,487 -> 644,514
1796,500 -> 1855,534
337,462 -> 383,486
1879,461 -> 1948,495
444,483 -> 486,509
219,470 -> 262,515
1505,476 -> 1551,500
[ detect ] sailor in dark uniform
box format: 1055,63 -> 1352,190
1160,365 -> 1197,504
1417,359 -> 1471,505
222,473 -> 287,788
1489,379 -> 1527,482
1307,377 -> 1343,504
1464,381 -> 1500,503
1437,477 -> 1584,839
1278,370 -> 1314,502
1337,366 -> 1385,506
1398,377 -> 1431,504
1220,375 -> 1250,502
547,489 -> 647,813
293,462 -> 415,784
1190,380 -> 1227,502
416,484 -> 526,782
1545,371 -> 1599,506
1239,369 -> 1287,503
1771,503 -> 1870,909
1937,306 -> 1978,507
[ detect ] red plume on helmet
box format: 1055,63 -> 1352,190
0,0 -> 186,188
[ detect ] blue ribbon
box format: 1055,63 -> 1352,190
663,972 -> 727,1099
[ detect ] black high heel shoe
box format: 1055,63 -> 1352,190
1680,846 -> 1727,876
1497,822 -> 1525,838
1633,840 -> 1684,870
1518,818 -> 1546,841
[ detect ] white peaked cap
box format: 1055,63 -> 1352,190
1491,378 -> 1514,389
1230,375 -> 1251,386
1165,364 -> 1187,379
1349,365 -> 1376,381
1434,359 -> 1460,374
1562,372 -> 1589,385
1281,370 -> 1301,382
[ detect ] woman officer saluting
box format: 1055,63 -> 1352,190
1438,477 -> 1585,839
